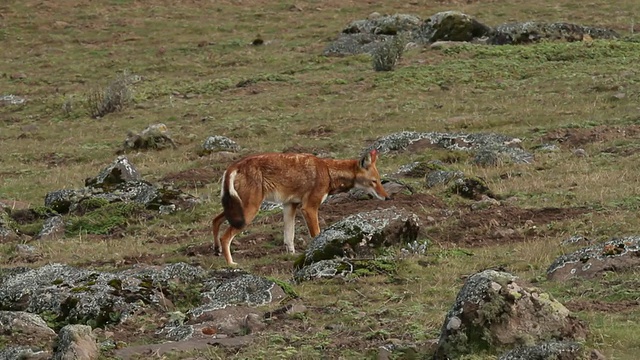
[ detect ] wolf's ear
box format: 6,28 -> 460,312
359,149 -> 377,169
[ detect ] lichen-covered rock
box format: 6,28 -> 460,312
0,263 -> 207,330
416,11 -> 493,43
44,157 -> 199,216
499,341 -> 584,360
84,155 -> 141,189
0,346 -> 50,360
0,311 -> 56,339
426,169 -> 465,188
342,14 -> 421,36
323,14 -> 420,56
491,22 -> 618,45
449,176 -> 496,200
157,269 -> 289,341
121,123 -> 177,153
435,270 -> 587,360
34,215 -> 65,240
295,207 -> 420,269
547,236 -> 640,281
201,135 -> 240,154
294,258 -> 397,282
53,324 -> 99,360
366,131 -> 533,165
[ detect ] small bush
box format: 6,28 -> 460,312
86,71 -> 134,118
372,35 -> 407,72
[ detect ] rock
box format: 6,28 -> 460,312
0,311 -> 56,339
491,22 -> 618,45
323,14 -> 420,56
34,215 -> 65,240
417,11 -> 493,43
366,131 -> 533,165
323,33 -> 393,57
430,40 -> 470,49
45,157 -> 200,215
0,94 -> 26,105
200,135 -> 240,155
84,155 -> 141,189
13,244 -> 42,262
294,258 -> 397,282
499,341 -> 584,360
0,262 -> 208,330
342,14 -> 421,36
0,347 -> 50,360
121,123 -> 177,153
449,176 -> 496,200
295,207 -> 420,269
547,236 -> 640,281
53,324 -> 99,360
426,169 -> 465,188
157,269 -> 291,340
435,270 -> 587,359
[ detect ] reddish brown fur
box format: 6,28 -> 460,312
212,150 -> 388,265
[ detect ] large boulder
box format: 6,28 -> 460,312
416,11 -> 493,43
294,207 -> 420,270
547,236 -> 640,281
0,262 -> 207,330
435,270 -> 587,359
366,131 -> 533,165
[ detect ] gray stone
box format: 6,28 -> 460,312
499,341 -> 584,360
294,258 -> 397,282
201,135 -> 240,154
53,324 -> 99,360
35,215 -> 65,240
547,236 -> 640,281
295,207 -> 420,268
85,155 -> 141,189
435,270 -> 587,359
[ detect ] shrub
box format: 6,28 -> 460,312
372,35 -> 407,72
86,71 -> 134,118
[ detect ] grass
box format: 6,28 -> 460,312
1,0 -> 640,359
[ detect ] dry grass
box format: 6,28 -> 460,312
1,0 -> 640,359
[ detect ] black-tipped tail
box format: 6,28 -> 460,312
221,171 -> 245,229
222,192 -> 245,228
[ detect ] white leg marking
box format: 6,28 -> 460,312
282,203 -> 296,253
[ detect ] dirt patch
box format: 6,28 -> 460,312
428,206 -> 591,247
160,167 -> 224,189
565,299 -> 639,313
542,125 -> 640,148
